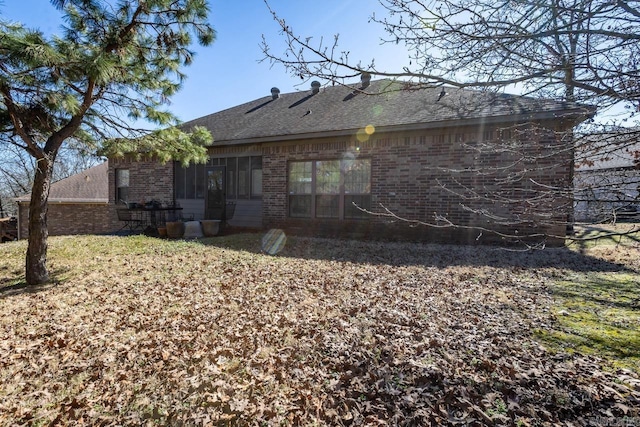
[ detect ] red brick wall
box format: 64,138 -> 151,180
101,121 -> 573,244
18,203 -> 111,238
107,156 -> 174,232
262,122 -> 572,244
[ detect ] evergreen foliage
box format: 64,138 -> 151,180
0,0 -> 215,285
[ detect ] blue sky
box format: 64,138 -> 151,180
1,0 -> 407,122
1,1 -> 630,125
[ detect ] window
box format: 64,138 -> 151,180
288,158 -> 371,219
116,169 -> 130,203
315,160 -> 340,218
289,161 -> 313,217
344,159 -> 371,218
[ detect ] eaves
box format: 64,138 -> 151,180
210,108 -> 595,148
15,199 -> 109,204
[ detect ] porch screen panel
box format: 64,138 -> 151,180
315,160 -> 340,218
289,161 -> 312,217
174,162 -> 203,200
226,157 -> 236,199
195,164 -> 205,199
344,159 -> 371,219
175,164 -> 186,199
238,157 -> 250,199
251,156 -> 263,197
185,164 -> 196,199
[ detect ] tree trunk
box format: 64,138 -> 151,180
25,157 -> 54,286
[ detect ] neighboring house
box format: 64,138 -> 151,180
15,162 -> 110,239
574,128 -> 640,222
109,77 -> 594,243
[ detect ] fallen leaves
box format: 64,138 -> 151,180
0,235 -> 638,425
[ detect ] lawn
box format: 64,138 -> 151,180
0,232 -> 639,426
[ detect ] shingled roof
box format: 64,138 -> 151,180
14,162 -> 108,203
184,79 -> 594,146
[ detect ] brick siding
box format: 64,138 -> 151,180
103,121 -> 573,244
261,122 -> 572,244
107,156 -> 174,231
18,203 -> 111,238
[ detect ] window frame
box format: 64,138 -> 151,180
288,158 -> 371,220
115,168 -> 130,203
288,160 -> 313,218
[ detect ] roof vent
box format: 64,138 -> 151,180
271,87 -> 280,100
311,80 -> 321,94
361,72 -> 371,88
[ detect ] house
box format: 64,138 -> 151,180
15,162 -> 111,239
0,217 -> 17,242
110,76 -> 594,243
574,128 -> 640,222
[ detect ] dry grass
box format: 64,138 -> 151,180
0,233 -> 638,425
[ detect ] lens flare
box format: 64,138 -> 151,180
262,229 -> 287,255
356,124 -> 376,142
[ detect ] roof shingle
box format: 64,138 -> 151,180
15,161 -> 108,203
184,79 -> 594,146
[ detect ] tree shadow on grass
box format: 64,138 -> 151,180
196,232 -> 636,275
0,267 -> 69,299
570,224 -> 640,253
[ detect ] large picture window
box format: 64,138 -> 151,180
288,158 -> 371,219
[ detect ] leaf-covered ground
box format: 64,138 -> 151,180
0,234 -> 639,426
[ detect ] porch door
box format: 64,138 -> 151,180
205,166 -> 225,220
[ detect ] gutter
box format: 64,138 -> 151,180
47,200 -> 109,204
13,199 -> 108,240
14,199 -> 109,204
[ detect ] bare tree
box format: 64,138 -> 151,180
262,0 -> 640,244
263,0 -> 638,107
0,143 -> 102,217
